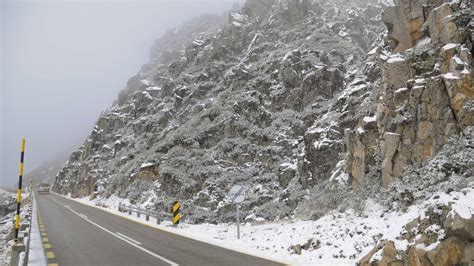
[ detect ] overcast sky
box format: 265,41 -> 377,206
1,0 -> 239,187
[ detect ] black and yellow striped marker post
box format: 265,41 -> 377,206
14,138 -> 26,242
172,201 -> 180,225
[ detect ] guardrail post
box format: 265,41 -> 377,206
145,213 -> 149,221
10,243 -> 25,266
128,208 -> 132,215
156,213 -> 160,224
20,224 -> 28,231
137,211 -> 140,218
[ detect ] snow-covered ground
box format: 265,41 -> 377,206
63,184 -> 474,265
0,192 -> 32,265
0,213 -> 15,265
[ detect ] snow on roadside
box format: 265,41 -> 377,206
64,185 -> 474,265
0,192 -> 31,265
0,213 -> 15,265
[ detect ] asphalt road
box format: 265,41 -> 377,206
36,193 -> 282,266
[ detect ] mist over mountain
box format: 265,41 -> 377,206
1,0 -> 241,188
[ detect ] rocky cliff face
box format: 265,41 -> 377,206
53,0 -> 472,243
345,0 -> 473,191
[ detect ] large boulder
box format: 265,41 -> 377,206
427,3 -> 460,45
345,116 -> 378,188
444,212 -> 474,241
382,0 -> 424,52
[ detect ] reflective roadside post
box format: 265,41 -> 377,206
15,138 -> 26,241
10,139 -> 26,266
172,201 -> 181,226
228,185 -> 246,239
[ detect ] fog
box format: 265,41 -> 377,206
1,0 -> 239,187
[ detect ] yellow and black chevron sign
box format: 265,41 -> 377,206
172,201 -> 180,225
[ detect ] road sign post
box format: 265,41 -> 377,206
236,204 -> 240,239
228,185 -> 246,240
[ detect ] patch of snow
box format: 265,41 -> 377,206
415,241 -> 440,252
230,12 -> 245,22
452,55 -> 464,65
338,30 -> 349,37
329,160 -> 349,185
370,248 -> 383,263
442,43 -> 458,50
387,54 -> 405,63
146,86 -> 161,91
140,79 -> 150,86
140,162 -> 154,169
395,87 -> 408,94
142,91 -> 153,100
461,68 -> 470,75
306,125 -> 327,134
280,162 -> 297,171
356,127 -> 365,134
395,239 -> 409,251
442,72 -> 460,80
192,39 -> 205,47
451,191 -> 474,219
232,21 -> 242,27
363,116 -> 377,123
415,38 -> 431,48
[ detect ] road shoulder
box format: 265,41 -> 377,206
28,196 -> 47,266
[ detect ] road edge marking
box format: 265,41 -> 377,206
37,200 -> 58,265
52,193 -> 290,265
31,194 -> 51,265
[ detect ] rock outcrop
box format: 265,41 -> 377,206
345,0 -> 473,188
361,202 -> 474,266
382,0 -> 424,52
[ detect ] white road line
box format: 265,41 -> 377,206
47,196 -> 178,266
78,213 -> 88,219
116,232 -> 142,245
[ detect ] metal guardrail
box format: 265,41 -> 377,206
117,203 -> 172,224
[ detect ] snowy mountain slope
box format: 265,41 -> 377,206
54,0 -> 389,222
53,0 -> 473,264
